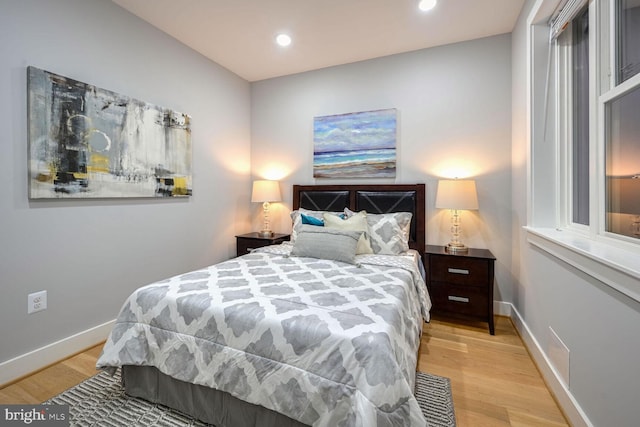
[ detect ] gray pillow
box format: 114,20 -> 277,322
290,225 -> 362,265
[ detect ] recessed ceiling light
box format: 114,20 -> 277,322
418,0 -> 437,12
276,33 -> 292,47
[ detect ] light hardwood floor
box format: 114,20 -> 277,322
1,315 -> 569,426
0,344 -> 102,404
420,315 -> 569,426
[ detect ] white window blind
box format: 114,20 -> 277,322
549,0 -> 589,40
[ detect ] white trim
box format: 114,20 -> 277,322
556,33 -> 570,227
600,70 -> 640,102
589,0 -> 601,237
526,2 -> 540,227
603,0 -> 614,93
525,226 -> 640,303
494,300 -> 512,317
0,320 -> 114,387
509,302 -> 594,427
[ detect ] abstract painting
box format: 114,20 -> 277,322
28,66 -> 192,199
313,108 -> 397,178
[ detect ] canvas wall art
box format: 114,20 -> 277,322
313,108 -> 397,178
28,66 -> 192,199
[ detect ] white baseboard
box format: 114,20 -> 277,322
494,300 -> 512,317
0,319 -> 115,387
508,303 -> 593,427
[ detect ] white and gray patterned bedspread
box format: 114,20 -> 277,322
97,244 -> 432,427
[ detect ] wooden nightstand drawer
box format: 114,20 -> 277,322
429,255 -> 489,287
430,282 -> 489,317
237,238 -> 267,255
236,233 -> 290,257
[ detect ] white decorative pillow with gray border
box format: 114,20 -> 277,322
345,208 -> 412,255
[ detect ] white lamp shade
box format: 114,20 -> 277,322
251,180 -> 281,203
435,179 -> 479,210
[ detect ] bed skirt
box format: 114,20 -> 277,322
122,365 -> 309,427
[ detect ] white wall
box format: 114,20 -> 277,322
250,34 -> 514,302
512,1 -> 640,426
0,0 -> 251,368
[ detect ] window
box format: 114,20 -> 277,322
605,77 -> 640,239
526,0 -> 640,303
617,0 -> 640,84
604,0 -> 640,240
555,0 -> 640,242
571,7 -> 590,226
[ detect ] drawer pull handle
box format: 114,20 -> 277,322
448,268 -> 470,275
448,295 -> 470,303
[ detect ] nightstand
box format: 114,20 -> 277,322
425,245 -> 496,335
236,232 -> 290,257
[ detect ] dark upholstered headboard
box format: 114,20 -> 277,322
292,184 -> 425,255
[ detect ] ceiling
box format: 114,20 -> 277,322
112,0 -> 525,82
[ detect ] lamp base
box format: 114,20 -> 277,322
258,230 -> 274,238
446,242 -> 468,253
631,215 -> 640,238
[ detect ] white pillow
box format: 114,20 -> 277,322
345,208 -> 412,255
323,211 -> 373,254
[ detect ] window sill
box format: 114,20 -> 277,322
525,227 -> 640,304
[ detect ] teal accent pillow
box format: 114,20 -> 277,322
301,213 -> 324,226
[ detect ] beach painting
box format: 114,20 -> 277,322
28,66 -> 192,199
313,108 -> 397,178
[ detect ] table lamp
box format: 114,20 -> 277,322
251,180 -> 281,237
435,179 -> 479,252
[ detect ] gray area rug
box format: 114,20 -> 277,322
45,369 -> 456,426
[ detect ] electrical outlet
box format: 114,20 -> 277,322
27,290 -> 47,314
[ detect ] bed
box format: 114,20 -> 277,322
97,184 -> 431,427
